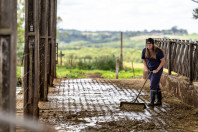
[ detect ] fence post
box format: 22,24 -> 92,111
60,51 -> 62,66
168,40 -> 172,75
189,42 -> 193,84
56,43 -> 58,64
131,61 -> 135,78
116,59 -> 119,79
120,32 -> 123,70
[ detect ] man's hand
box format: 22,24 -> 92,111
153,69 -> 159,74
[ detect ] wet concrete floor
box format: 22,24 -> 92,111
38,78 -> 174,131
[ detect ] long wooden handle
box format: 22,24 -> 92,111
133,71 -> 152,103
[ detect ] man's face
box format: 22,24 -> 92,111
146,43 -> 153,50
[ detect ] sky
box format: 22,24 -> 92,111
57,0 -> 198,33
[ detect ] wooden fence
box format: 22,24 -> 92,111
154,39 -> 198,83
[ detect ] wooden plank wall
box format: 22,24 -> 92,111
155,39 -> 198,83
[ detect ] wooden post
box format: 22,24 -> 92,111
189,42 -> 194,84
24,0 -> 40,119
116,59 -> 119,79
132,61 -> 135,78
21,67 -> 24,89
60,51 -> 62,66
54,0 -> 58,78
120,32 -> 123,70
168,40 -> 172,75
49,0 -> 56,86
0,0 -> 17,131
39,0 -> 49,101
56,43 -> 58,64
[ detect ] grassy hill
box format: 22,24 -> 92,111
57,33 -> 198,66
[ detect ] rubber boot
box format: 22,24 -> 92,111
148,91 -> 155,108
155,91 -> 162,106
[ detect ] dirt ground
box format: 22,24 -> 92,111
16,77 -> 198,132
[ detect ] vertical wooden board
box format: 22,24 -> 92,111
181,44 -> 187,76
39,38 -> 45,99
172,42 -> 178,72
189,43 -> 193,83
194,44 -> 198,80
184,45 -> 189,77
177,41 -> 183,75
176,43 -> 182,73
0,37 -> 2,107
165,41 -> 169,68
193,43 -> 198,81
180,43 -> 186,76
171,42 -> 176,71
173,42 -> 179,73
168,41 -> 171,75
158,41 -> 162,48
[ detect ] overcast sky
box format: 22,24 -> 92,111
57,0 -> 198,33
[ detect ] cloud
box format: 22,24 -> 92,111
57,0 -> 198,33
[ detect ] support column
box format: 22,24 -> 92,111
48,0 -> 54,86
48,0 -> 57,85
0,0 -> 17,131
54,0 -> 57,78
24,0 -> 40,119
39,0 -> 49,101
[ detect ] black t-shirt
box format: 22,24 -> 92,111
141,48 -> 164,70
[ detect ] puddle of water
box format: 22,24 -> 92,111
16,87 -> 22,95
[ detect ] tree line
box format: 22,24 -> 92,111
57,26 -> 188,43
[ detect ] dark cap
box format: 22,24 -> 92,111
146,38 -> 154,44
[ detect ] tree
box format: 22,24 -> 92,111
192,0 -> 198,19
17,0 -> 25,65
17,0 -> 25,44
193,8 -> 198,19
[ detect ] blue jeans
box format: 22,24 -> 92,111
148,68 -> 163,91
148,68 -> 163,103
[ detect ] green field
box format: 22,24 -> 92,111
57,34 -> 198,66
56,66 -> 143,79
16,34 -> 197,80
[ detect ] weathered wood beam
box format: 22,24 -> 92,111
39,0 -> 49,101
0,0 -> 17,131
24,0 -> 40,119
